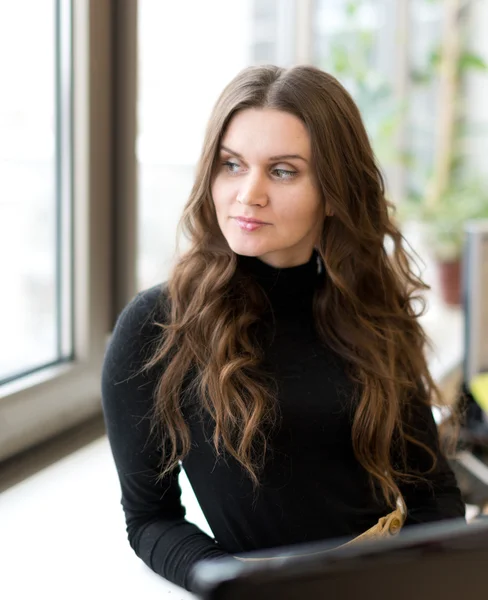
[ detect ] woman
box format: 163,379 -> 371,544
102,65 -> 465,592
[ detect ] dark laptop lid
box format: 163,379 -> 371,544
191,517 -> 488,600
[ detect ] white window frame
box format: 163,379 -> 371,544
0,0 -> 125,462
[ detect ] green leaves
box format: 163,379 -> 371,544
402,178 -> 488,260
330,44 -> 352,75
411,48 -> 487,88
458,51 -> 488,72
410,47 -> 441,85
345,1 -> 360,17
322,1 -> 402,168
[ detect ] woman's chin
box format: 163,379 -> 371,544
226,237 -> 270,258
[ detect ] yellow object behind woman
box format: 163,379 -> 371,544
471,372 -> 488,413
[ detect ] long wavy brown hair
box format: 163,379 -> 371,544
146,65 -> 450,508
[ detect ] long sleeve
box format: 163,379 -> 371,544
397,393 -> 465,526
101,287 -> 230,591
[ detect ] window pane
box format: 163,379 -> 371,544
137,0 -> 293,290
313,0 -> 398,170
314,0 -> 396,80
0,0 -> 72,383
407,0 -> 443,195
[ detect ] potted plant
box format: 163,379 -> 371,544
400,179 -> 488,305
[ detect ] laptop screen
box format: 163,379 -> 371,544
192,518 -> 488,600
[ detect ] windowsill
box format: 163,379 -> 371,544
0,361 -> 74,401
0,357 -> 103,464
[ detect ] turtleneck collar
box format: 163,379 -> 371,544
236,249 -> 323,308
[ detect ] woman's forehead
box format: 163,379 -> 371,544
221,108 -> 311,160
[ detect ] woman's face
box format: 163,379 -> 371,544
211,108 -> 324,268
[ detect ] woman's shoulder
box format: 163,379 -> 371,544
104,283 -> 170,370
116,282 -> 170,333
130,282 -> 170,316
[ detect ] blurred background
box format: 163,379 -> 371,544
1,1 -> 488,596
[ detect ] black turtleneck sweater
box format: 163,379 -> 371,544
101,251 -> 465,592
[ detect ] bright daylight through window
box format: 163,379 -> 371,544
0,0 -> 73,384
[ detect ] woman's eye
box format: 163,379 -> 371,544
223,160 -> 240,174
272,168 -> 297,180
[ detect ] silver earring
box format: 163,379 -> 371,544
316,253 -> 323,275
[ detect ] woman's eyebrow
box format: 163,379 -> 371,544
268,153 -> 308,163
220,145 -> 308,163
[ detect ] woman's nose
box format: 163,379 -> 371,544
237,173 -> 269,207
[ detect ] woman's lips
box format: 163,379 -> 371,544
234,218 -> 268,232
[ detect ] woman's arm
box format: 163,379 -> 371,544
397,393 -> 465,526
101,287 -> 230,591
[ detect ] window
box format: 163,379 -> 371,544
406,0 -> 444,196
0,0 -> 72,384
0,0 -> 113,463
313,0 -> 401,190
313,1 -> 397,100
